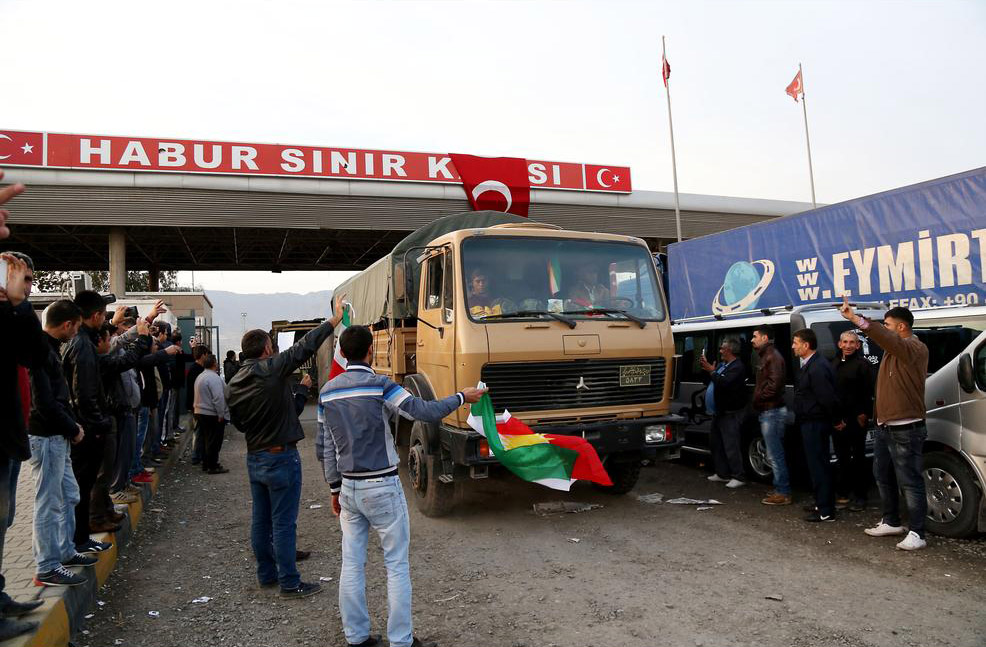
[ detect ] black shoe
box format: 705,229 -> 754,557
206,466 -> 230,474
0,618 -> 37,640
62,553 -> 98,567
849,499 -> 866,512
411,638 -> 438,647
279,581 -> 323,599
76,539 -> 112,554
804,511 -> 836,523
1,598 -> 43,618
296,550 -> 311,561
259,579 -> 278,589
348,634 -> 382,647
802,504 -> 818,513
34,566 -> 88,587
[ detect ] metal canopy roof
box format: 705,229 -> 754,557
2,168 -> 814,272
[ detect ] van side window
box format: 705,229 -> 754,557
424,256 -> 443,310
713,329 -> 753,382
914,326 -> 980,374
975,341 -> 986,391
674,333 -> 712,383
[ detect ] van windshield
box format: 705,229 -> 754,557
461,237 -> 666,322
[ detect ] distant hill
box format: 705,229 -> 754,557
207,290 -> 334,356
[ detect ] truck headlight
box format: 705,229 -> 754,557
645,424 -> 670,444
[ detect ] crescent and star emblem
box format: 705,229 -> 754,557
0,133 -> 11,160
471,180 -> 512,212
595,168 -> 621,188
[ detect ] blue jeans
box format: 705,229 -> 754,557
0,459 -> 12,595
759,407 -> 790,495
28,435 -> 80,572
132,407 -> 149,477
873,424 -> 927,537
247,448 -> 302,589
339,475 -> 413,647
800,420 -> 835,516
154,391 -> 170,454
7,459 -> 20,527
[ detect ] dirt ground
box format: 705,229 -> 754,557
86,407 -> 986,647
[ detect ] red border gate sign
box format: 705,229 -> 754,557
0,130 -> 631,193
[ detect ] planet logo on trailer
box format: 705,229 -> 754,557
711,260 -> 775,315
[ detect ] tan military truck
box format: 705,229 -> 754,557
329,211 -> 682,515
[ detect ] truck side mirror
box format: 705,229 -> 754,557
958,353 -> 976,394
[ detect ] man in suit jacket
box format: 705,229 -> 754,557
700,337 -> 748,488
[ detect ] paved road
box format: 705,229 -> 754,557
86,407 -> 986,647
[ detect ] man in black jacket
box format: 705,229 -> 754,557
792,328 -> 841,523
91,322 -> 151,528
831,331 -> 874,512
228,296 -> 343,599
29,300 -> 98,587
0,250 -> 46,639
64,290 -> 118,548
700,337 -> 748,488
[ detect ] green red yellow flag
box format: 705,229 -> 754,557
467,390 -> 612,491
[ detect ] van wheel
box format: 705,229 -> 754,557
404,425 -> 455,517
592,460 -> 641,495
924,452 -> 980,538
744,435 -> 774,483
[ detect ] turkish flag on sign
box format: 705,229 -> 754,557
449,154 -> 530,217
0,131 -> 44,166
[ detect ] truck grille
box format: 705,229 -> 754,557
481,358 -> 666,413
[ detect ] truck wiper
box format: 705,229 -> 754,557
479,310 -> 577,329
562,308 -> 647,329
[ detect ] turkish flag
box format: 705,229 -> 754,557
662,54 -> 671,87
786,70 -> 803,102
449,154 -> 530,217
585,165 -> 631,192
0,131 -> 44,166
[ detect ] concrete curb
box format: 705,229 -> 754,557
2,431 -> 191,647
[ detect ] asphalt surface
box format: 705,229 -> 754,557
85,407 -> 986,647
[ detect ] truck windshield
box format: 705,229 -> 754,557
461,236 -> 666,322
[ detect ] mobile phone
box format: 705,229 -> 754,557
0,258 -> 7,290
124,306 -> 139,319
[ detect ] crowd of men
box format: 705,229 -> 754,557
0,170 -> 936,647
701,304 -> 930,551
0,169 -> 241,640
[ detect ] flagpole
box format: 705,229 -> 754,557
799,63 -> 817,208
662,35 -> 683,242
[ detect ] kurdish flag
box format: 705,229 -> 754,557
467,391 -> 612,491
328,303 -> 352,379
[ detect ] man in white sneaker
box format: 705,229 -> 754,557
840,297 -> 929,550
699,337 -> 748,489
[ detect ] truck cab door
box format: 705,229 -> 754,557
416,250 -> 457,402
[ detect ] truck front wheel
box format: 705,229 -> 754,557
405,425 -> 455,517
592,460 -> 641,495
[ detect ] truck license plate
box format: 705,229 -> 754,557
619,365 -> 651,387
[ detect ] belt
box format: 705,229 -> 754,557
257,442 -> 297,454
879,422 -> 924,431
343,468 -> 399,481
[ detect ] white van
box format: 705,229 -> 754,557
671,302 -> 887,482
911,306 -> 986,538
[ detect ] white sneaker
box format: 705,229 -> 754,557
707,474 -> 729,483
864,522 -> 907,537
725,479 -> 746,489
896,531 -> 927,551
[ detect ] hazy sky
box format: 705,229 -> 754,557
3,0 -> 983,294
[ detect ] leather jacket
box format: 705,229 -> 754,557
62,324 -> 112,437
228,320 -> 335,453
753,343 -> 786,412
